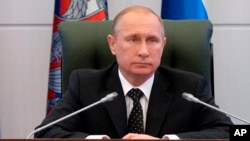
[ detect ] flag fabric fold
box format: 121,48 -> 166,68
47,0 -> 108,114
161,0 -> 208,19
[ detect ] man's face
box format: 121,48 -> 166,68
108,11 -> 166,79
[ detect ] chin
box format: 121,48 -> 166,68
132,69 -> 154,76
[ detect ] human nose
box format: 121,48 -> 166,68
137,42 -> 149,58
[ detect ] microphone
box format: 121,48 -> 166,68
26,92 -> 118,139
182,92 -> 250,124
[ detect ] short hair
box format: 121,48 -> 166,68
111,5 -> 165,36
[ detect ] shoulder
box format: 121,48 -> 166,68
155,66 -> 212,102
157,65 -> 204,81
156,66 -> 209,93
69,62 -> 118,82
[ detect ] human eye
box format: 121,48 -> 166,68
148,37 -> 158,43
128,37 -> 137,42
150,38 -> 156,42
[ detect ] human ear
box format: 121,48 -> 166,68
107,34 -> 116,55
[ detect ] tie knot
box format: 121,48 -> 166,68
127,88 -> 144,102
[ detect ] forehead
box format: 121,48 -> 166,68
115,11 -> 163,36
122,10 -> 159,23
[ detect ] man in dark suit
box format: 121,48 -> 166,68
35,5 -> 233,139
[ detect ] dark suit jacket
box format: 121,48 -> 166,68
35,62 -> 232,139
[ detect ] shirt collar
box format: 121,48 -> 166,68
118,69 -> 154,100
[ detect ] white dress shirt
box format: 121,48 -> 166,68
118,70 -> 179,140
118,69 -> 154,130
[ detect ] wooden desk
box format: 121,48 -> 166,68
0,139 -> 230,141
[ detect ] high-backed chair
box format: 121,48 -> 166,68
59,20 -> 213,95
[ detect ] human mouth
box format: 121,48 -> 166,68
133,62 -> 151,66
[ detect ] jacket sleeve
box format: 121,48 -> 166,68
34,70 -> 89,138
176,77 -> 233,139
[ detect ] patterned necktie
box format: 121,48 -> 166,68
127,88 -> 144,134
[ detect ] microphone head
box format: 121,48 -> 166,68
102,92 -> 118,102
107,92 -> 118,101
182,92 -> 197,102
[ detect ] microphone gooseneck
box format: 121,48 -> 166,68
26,92 -> 118,139
182,92 -> 250,124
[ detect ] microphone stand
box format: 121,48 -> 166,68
182,92 -> 250,124
26,92 -> 118,139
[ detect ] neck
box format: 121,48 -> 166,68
121,72 -> 153,87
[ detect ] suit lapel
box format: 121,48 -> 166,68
145,71 -> 174,136
101,64 -> 128,137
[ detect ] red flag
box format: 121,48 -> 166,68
47,0 -> 108,114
